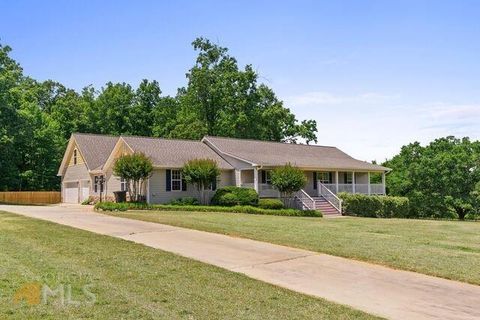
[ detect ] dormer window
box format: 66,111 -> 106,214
73,149 -> 78,165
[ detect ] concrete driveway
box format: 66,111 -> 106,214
1,204 -> 479,320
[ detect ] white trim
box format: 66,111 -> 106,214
335,171 -> 339,194
202,137 -> 256,165
253,167 -> 259,192
367,172 -> 371,195
170,169 -> 183,192
146,178 -> 150,203
382,172 -> 386,195
352,171 -> 356,193
235,169 -> 241,187
57,136 -> 91,176
102,137 -> 135,173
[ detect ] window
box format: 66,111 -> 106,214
345,172 -> 353,184
94,176 -> 98,193
318,172 -> 331,184
73,149 -> 77,165
120,178 -> 127,192
265,170 -> 272,184
171,170 -> 182,191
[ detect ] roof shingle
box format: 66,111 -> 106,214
204,136 -> 389,171
121,136 -> 233,170
73,133 -> 119,170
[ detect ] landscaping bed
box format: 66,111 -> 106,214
94,201 -> 322,217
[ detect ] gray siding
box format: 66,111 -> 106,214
104,169 -> 123,196
148,169 -> 234,204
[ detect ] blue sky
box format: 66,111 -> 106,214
1,0 -> 479,161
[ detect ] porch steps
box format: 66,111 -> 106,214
311,197 -> 341,216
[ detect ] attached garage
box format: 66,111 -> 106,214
64,181 -> 79,203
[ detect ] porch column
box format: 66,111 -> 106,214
335,171 -> 339,194
352,171 -> 356,194
382,172 -> 386,195
367,172 -> 371,195
235,169 -> 242,187
253,167 -> 259,193
146,178 -> 150,204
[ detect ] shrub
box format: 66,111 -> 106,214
271,163 -> 307,198
168,197 -> 199,206
95,202 -> 129,211
94,201 -> 322,217
339,193 -> 410,218
258,198 -> 284,210
211,186 -> 259,206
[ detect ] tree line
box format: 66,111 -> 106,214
384,136 -> 480,219
0,37 -> 318,191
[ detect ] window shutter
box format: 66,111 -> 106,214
313,172 -> 317,189
166,170 -> 171,191
261,170 -> 266,184
212,179 -> 217,191
182,178 -> 187,191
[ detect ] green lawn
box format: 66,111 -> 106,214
0,211 -> 377,320
106,210 -> 480,285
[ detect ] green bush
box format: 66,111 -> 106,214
94,201 -> 321,217
339,193 -> 410,218
258,198 -> 284,210
168,197 -> 199,206
211,186 -> 259,206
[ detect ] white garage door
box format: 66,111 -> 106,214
64,182 -> 79,203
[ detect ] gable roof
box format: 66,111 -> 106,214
203,136 -> 389,171
73,133 -> 119,170
118,136 -> 234,170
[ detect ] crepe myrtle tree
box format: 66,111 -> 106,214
113,152 -> 153,202
182,158 -> 220,205
271,163 -> 307,207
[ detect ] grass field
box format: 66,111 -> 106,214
106,210 -> 480,285
0,211 -> 377,320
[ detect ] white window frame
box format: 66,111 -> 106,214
265,170 -> 272,184
345,172 -> 353,184
318,172 -> 330,184
171,170 -> 182,191
120,177 -> 127,192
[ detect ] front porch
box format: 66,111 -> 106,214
317,171 -> 386,196
236,168 -> 280,198
235,168 -> 386,198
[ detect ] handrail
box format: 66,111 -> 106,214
294,189 -> 315,210
319,182 -> 342,213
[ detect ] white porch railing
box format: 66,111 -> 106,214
319,183 -> 342,212
294,189 -> 316,210
322,183 -> 385,195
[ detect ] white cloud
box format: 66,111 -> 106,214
281,91 -> 480,163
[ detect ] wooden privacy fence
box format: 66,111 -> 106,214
0,191 -> 61,205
